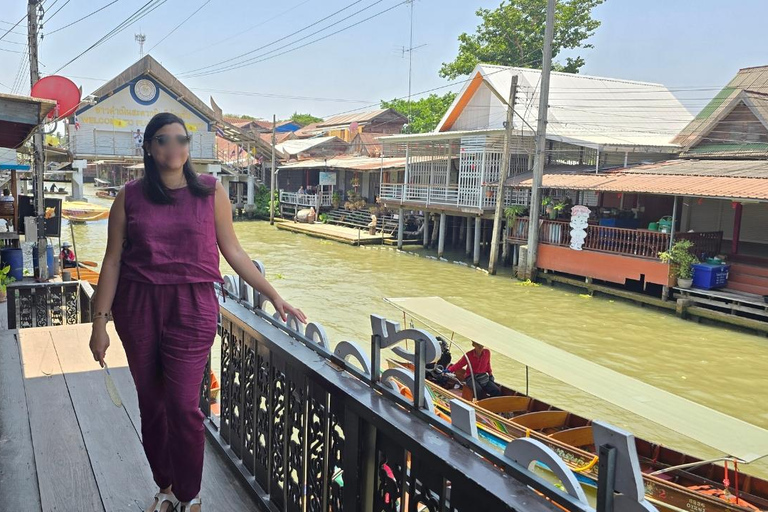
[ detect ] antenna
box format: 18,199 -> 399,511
135,33 -> 146,57
406,0 -> 415,128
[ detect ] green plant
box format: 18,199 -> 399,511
504,205 -> 527,220
659,240 -> 699,280
0,264 -> 16,292
331,191 -> 342,209
541,196 -> 553,207
319,213 -> 328,223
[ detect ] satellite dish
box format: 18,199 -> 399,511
30,75 -> 82,121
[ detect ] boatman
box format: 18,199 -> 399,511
60,242 -> 77,269
447,341 -> 501,399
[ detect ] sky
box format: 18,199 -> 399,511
1,0 -> 767,121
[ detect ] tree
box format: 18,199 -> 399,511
439,0 -> 605,79
380,92 -> 457,133
225,113 -> 256,120
290,112 -> 324,126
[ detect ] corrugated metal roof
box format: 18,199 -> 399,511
318,109 -> 390,127
435,64 -> 693,148
507,160 -> 768,200
278,155 -> 405,171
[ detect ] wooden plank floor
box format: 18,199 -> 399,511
0,311 -> 261,511
275,219 -> 393,245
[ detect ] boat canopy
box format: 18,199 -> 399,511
384,296 -> 768,463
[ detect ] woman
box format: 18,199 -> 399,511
60,241 -> 76,268
89,112 -> 305,512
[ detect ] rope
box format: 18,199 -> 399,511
573,456 -> 599,473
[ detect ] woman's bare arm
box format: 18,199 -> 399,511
213,181 -> 306,323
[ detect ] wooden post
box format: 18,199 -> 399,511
459,215 -> 466,243
270,114 -> 277,224
489,75 -> 518,274
438,212 -> 446,258
466,217 -> 472,256
732,201 -> 743,255
473,217 -> 481,266
397,207 -> 404,250
423,212 -> 430,248
525,0 -> 556,281
451,216 -> 459,246
431,212 -> 440,247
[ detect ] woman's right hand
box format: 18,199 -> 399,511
89,323 -> 110,367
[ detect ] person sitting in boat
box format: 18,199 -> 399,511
447,341 -> 501,399
60,242 -> 77,269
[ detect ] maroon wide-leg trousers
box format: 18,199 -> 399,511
112,278 -> 219,502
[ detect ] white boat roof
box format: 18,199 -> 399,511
385,296 -> 768,463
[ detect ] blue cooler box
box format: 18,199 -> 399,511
692,263 -> 730,290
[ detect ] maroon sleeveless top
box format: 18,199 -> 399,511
120,173 -> 224,285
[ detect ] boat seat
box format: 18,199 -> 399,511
510,411 -> 569,432
476,396 -> 532,416
549,426 -> 594,448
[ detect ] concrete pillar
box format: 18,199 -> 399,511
247,174 -> 255,207
438,212 -> 447,258
466,217 -> 473,256
459,215 -> 466,243
451,216 -> 459,246
71,159 -> 86,201
423,212 -> 430,248
397,207 -> 404,250
473,217 -> 481,266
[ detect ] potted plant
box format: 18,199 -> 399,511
659,239 -> 699,288
504,205 -> 528,238
331,191 -> 341,209
551,200 -> 567,219
0,264 -> 16,302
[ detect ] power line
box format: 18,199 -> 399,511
46,0 -> 121,36
45,0 -> 72,23
182,0 -> 406,79
146,0 -> 210,53
179,0 -> 370,77
186,0 -> 314,55
52,0 -> 168,73
0,14 -> 25,42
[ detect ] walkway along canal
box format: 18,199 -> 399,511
68,190 -> 768,481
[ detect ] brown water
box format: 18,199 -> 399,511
73,186 -> 768,479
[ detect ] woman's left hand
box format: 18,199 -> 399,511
274,296 -> 307,324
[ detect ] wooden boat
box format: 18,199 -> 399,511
388,358 -> 767,512
62,201 -> 110,222
95,186 -> 120,200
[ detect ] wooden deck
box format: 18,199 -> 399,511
275,219 -> 393,245
0,311 -> 260,511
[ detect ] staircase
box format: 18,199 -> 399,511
727,261 -> 768,297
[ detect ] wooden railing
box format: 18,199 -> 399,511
509,218 -> 723,260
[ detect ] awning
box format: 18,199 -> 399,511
0,92 -> 57,149
279,156 -> 406,172
384,296 -> 768,463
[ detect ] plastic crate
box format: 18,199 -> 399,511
691,263 -> 730,290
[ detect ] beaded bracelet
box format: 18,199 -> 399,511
93,312 -> 113,322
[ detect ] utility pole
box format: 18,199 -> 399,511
269,114 -> 276,224
28,0 -> 49,280
488,75 -> 518,275
525,0 -> 556,281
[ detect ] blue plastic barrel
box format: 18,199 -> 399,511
0,247 -> 23,282
32,244 -> 54,275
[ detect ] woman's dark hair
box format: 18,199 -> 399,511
141,112 -> 214,204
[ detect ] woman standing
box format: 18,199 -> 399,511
89,112 -> 305,512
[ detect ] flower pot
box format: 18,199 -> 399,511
549,210 -> 557,220
678,278 -> 693,289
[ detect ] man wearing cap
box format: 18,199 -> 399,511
60,242 -> 77,269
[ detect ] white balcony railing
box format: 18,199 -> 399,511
280,191 -> 332,207
379,183 -> 530,210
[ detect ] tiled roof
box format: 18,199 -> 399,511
507,159 -> 768,200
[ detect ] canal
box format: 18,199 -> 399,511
71,185 -> 768,479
